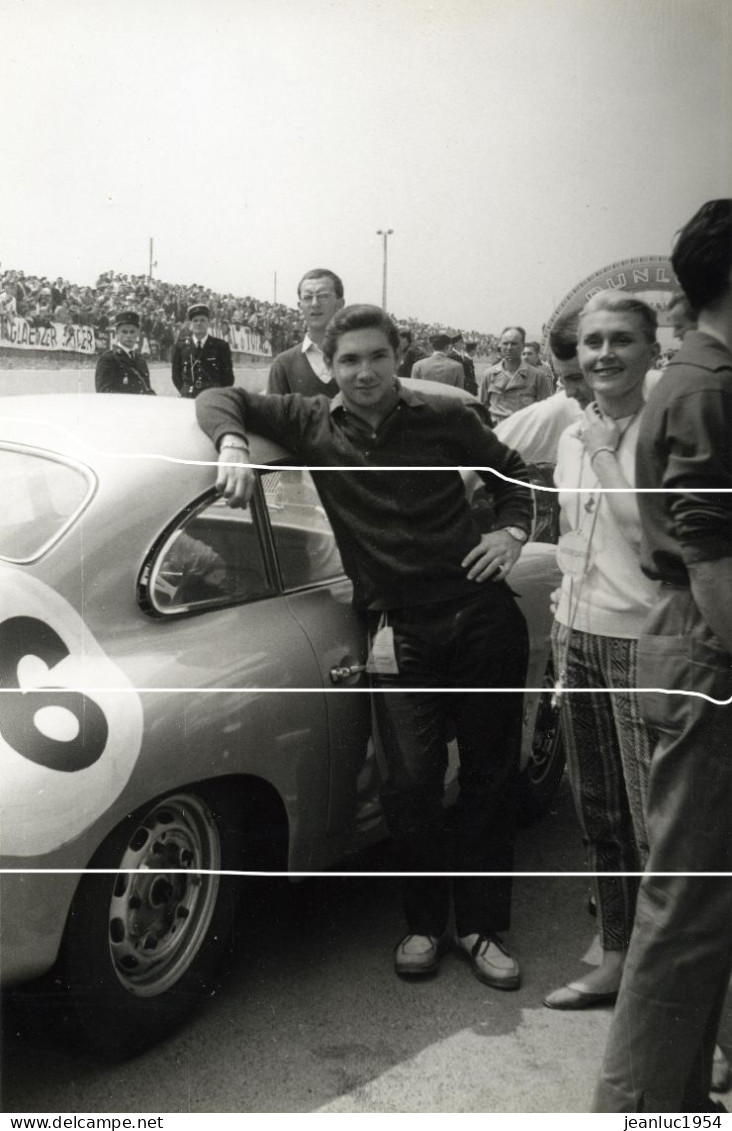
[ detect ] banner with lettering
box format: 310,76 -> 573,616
544,257 -> 680,343
211,321 -> 272,357
0,316 -> 96,354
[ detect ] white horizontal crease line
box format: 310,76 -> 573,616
2,686 -> 731,704
1,416 -> 730,492
1,869 -> 729,878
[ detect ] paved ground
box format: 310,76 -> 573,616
3,780 -> 731,1114
0,362 -> 270,398
2,360 -> 730,1114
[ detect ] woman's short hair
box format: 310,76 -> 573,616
579,290 -> 658,343
322,304 -> 401,365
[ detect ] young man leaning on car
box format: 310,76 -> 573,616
195,304 -> 533,990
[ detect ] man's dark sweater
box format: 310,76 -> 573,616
266,342 -> 339,397
636,331 -> 732,585
196,383 -> 533,610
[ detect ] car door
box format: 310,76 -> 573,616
257,469 -> 373,837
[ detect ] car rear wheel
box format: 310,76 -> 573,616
519,667 -> 565,821
60,789 -> 243,1059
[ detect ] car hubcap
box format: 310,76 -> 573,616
107,794 -> 222,996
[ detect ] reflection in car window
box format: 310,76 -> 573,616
150,497 -> 273,613
262,470 -> 344,590
0,447 -> 95,562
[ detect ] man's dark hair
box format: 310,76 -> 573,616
500,325 -> 526,342
398,326 -> 413,344
548,314 -> 578,360
524,340 -> 540,353
671,199 -> 732,312
297,268 -> 345,300
322,304 -> 400,365
668,289 -> 697,320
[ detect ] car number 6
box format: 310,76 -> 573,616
0,616 -> 109,772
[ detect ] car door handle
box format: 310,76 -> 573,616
329,663 -> 366,684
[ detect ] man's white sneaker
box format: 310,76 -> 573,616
394,933 -> 448,977
455,932 -> 521,990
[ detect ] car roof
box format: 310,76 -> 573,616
0,380 -> 476,467
0,394 -> 288,467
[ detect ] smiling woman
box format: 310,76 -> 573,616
545,290 -> 660,1011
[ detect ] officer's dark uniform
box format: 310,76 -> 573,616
95,312 -> 156,395
171,303 -> 235,399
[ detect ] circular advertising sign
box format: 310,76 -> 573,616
544,256 -> 681,346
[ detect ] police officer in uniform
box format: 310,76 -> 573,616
172,303 -> 235,398
95,311 -> 156,394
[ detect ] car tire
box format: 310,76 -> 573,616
59,788 -> 244,1059
518,666 -> 566,822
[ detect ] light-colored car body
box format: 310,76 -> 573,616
0,390 -> 561,996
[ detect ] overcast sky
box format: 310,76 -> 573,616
2,0 -> 730,335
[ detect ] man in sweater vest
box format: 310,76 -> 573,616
266,269 -> 345,397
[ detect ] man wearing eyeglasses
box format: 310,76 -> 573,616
266,269 -> 345,397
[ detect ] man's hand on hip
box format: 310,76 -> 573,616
462,529 -> 523,582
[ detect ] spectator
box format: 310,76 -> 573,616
411,332 -> 465,387
171,303 -> 235,398
266,268 -> 344,397
480,326 -> 551,423
95,310 -> 156,395
594,199 -> 732,1114
522,339 -> 555,394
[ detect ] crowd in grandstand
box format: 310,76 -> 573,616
0,265 -> 499,360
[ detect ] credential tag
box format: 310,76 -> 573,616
556,528 -> 595,579
366,625 -> 400,675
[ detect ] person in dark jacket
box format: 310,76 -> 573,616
594,199 -> 732,1114
95,311 -> 155,394
196,303 -> 533,993
171,303 -> 235,398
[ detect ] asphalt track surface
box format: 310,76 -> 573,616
0,361 -> 270,398
2,784 -> 732,1114
2,361 -> 731,1113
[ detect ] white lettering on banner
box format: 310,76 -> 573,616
0,316 -> 96,354
217,321 -> 272,357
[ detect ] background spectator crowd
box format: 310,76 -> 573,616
0,265 -> 500,361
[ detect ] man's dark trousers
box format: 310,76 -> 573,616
369,583 -> 528,939
594,587 -> 732,1111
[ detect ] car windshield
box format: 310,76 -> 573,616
0,447 -> 95,562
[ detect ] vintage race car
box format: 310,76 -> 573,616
0,387 -> 562,1055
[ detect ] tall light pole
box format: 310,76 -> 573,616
376,228 -> 393,310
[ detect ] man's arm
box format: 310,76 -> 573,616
266,354 -> 290,394
195,386 -> 315,507
458,405 -> 534,579
171,343 -> 183,392
495,392 -> 579,464
221,341 -> 235,386
95,354 -> 117,393
687,558 -> 732,653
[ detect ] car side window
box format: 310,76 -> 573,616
262,469 -> 345,590
148,497 -> 274,613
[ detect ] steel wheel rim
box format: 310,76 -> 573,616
107,794 -> 222,997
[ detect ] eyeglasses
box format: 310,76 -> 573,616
299,291 -> 337,305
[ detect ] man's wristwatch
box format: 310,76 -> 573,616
502,526 -> 529,544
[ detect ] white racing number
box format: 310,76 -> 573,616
0,570 -> 144,857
